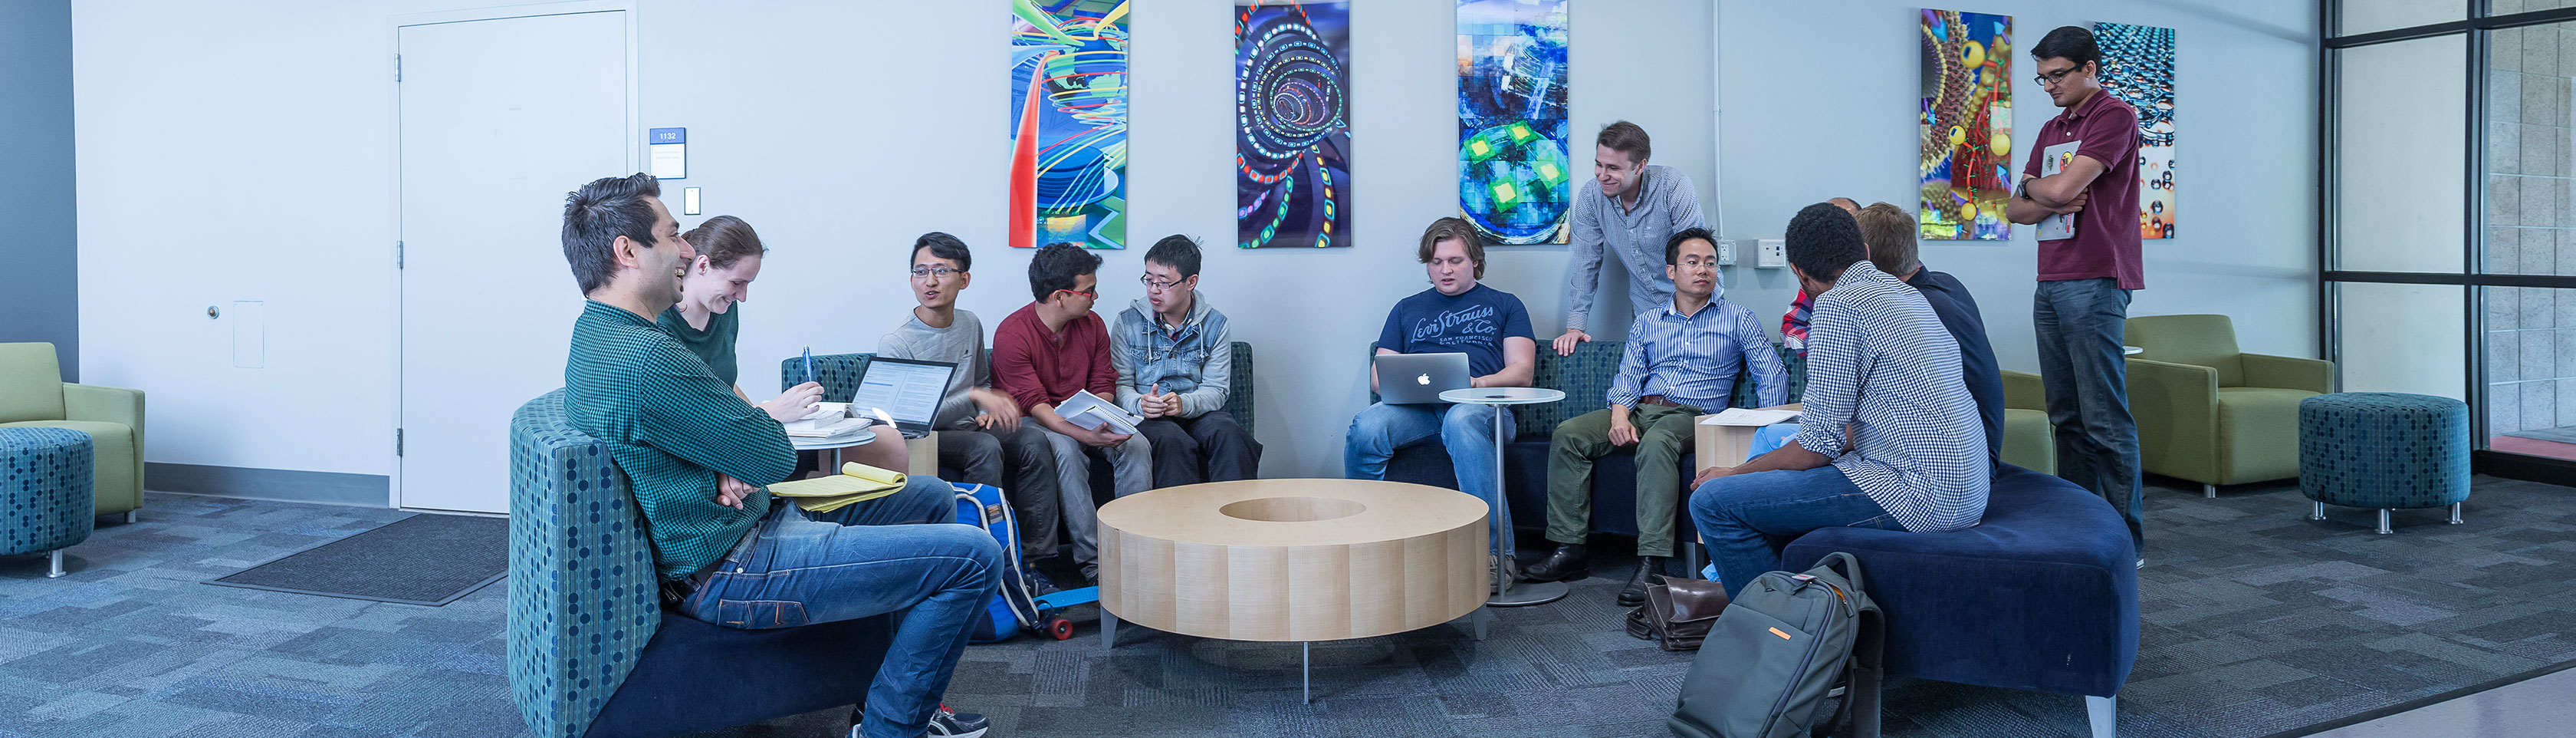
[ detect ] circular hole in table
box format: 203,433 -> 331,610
1218,496 -> 1368,522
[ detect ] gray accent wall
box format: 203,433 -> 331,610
0,0 -> 77,381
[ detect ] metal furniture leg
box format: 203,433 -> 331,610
2450,502 -> 2463,524
48,550 -> 65,578
2308,501 -> 2326,521
2376,509 -> 2392,535
1484,405 -> 1566,607
1101,609 -> 1118,651
2085,694 -> 2116,738
2203,483 -> 2216,499
124,510 -> 136,524
1303,641 -> 1311,704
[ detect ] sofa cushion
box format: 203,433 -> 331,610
2214,387 -> 2316,484
0,343 -> 66,424
0,420 -> 133,517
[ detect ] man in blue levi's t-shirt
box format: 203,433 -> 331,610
1346,218 -> 1538,546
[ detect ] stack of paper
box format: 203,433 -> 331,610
1699,407 -> 1802,427
765,463 -> 909,513
1055,390 -> 1142,436
784,402 -> 869,438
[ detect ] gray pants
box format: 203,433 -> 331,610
935,425 -> 1057,560
1031,425 -> 1152,577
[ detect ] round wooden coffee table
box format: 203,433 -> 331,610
1096,479 -> 1490,701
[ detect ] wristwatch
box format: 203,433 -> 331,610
2015,178 -> 2031,201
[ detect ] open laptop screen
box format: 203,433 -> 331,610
849,357 -> 956,434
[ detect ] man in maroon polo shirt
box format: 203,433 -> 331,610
2004,25 -> 2145,566
993,242 -> 1152,586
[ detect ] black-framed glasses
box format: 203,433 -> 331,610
2033,64 -> 2087,86
1140,275 -> 1189,292
909,266 -> 964,279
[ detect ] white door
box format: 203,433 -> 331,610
398,10 -> 630,512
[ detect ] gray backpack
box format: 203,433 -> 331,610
1669,552 -> 1884,738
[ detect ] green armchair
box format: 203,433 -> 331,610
0,343 -> 146,520
2124,315 -> 2332,497
2001,370 -> 2055,475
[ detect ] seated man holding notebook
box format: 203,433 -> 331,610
880,232 -> 1060,568
554,173 -> 998,738
993,242 -> 1152,587
1523,227 -> 1788,608
1113,235 -> 1260,486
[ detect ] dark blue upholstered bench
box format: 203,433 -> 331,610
1779,463 -> 2138,738
509,390 -> 894,738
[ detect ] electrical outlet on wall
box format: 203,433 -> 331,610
1717,239 -> 1737,266
1756,239 -> 1786,269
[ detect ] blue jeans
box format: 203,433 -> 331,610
2034,278 -> 2143,552
681,476 -> 1001,738
1689,466 -> 1904,598
1346,401 -> 1513,552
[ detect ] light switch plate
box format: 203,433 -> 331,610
1756,239 -> 1787,269
682,187 -> 702,216
1717,239 -> 1737,266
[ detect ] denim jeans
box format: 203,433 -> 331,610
1688,465 -> 1904,599
1344,401 -> 1513,552
2034,278 -> 2144,552
680,476 -> 1001,738
1135,410 -> 1260,486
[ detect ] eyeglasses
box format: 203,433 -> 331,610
1054,288 -> 1098,299
2033,64 -> 2086,87
1140,275 -> 1190,292
909,266 -> 964,279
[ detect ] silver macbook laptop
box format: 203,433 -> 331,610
1374,352 -> 1472,404
849,357 -> 958,438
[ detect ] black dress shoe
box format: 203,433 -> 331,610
1523,543 -> 1589,582
1619,556 -> 1668,608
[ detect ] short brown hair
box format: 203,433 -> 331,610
1597,120 -> 1651,163
1855,203 -> 1918,276
1418,217 -> 1487,279
683,215 -> 767,269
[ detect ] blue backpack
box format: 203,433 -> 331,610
951,483 -> 1066,642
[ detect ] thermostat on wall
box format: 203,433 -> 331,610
1756,239 -> 1787,269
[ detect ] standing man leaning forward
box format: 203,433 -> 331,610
555,174 -> 997,738
1524,227 -> 1787,608
1554,120 -> 1710,357
2003,25 -> 2147,564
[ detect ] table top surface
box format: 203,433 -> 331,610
1096,479 -> 1488,548
787,427 -> 877,450
1438,387 -> 1566,405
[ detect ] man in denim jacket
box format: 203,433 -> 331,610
1112,235 -> 1260,486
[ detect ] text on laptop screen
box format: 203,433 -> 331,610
849,361 -> 951,427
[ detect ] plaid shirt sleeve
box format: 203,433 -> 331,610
1780,289 -> 1813,357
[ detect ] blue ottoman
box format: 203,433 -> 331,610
3,427 -> 95,578
1779,465 -> 2137,738
2297,392 -> 2470,535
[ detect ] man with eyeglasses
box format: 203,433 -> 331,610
1112,235 -> 1260,486
879,232 -> 1061,572
2003,25 -> 2147,565
1525,227 -> 1787,607
992,242 -> 1152,587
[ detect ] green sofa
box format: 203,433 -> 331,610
0,343 -> 146,520
2001,370 -> 2055,475
2124,315 -> 2332,497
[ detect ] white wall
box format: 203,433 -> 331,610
74,0 -> 2314,485
1715,0 -> 2321,373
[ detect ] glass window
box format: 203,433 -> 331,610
2486,21 -> 2576,275
2338,34 -> 2468,274
2482,285 -> 2576,458
2341,0 -> 2462,37
2340,282 -> 2469,400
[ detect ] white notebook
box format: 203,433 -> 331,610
1699,407 -> 1802,427
2036,140 -> 2081,242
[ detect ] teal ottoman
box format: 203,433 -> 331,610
3,427 -> 95,578
2298,392 -> 2470,534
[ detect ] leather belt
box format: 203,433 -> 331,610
1635,395 -> 1686,408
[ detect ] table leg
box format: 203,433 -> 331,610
1102,608 -> 1119,651
1485,402 -> 1566,608
1303,641 -> 1312,704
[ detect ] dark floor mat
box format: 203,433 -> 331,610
204,512 -> 506,606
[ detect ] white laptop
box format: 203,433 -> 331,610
849,357 -> 958,438
1374,352 -> 1473,404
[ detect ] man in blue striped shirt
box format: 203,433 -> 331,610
1526,227 -> 1788,607
1687,203 -> 1988,598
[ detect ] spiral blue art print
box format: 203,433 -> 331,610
1457,0 -> 1569,245
1236,0 -> 1352,249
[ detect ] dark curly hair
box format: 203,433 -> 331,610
1784,202 -> 1867,282
1028,242 -> 1103,302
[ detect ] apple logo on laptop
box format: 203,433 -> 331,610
1417,374 -> 1431,386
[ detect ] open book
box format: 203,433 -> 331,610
764,462 -> 909,513
784,402 -> 872,438
1054,389 -> 1142,436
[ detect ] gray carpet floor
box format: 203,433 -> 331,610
0,476 -> 2571,737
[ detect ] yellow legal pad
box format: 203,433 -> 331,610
764,463 -> 909,514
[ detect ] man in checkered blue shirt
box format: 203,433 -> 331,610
1686,203 -> 1989,598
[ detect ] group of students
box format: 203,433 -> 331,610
547,24 -> 2144,738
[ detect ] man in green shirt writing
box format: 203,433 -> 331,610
557,173 -> 1000,738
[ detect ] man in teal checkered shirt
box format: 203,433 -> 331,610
556,173 -> 999,738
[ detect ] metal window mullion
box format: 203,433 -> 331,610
2467,24 -> 2488,443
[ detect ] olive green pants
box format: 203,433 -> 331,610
1544,404 -> 1699,556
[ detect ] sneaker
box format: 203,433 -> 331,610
1025,570 -> 1062,597
849,703 -> 989,738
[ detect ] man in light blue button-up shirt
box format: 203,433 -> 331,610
1525,228 -> 1788,607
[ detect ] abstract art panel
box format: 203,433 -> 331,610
1918,8 -> 2013,241
1457,0 -> 1570,245
1010,0 -> 1130,249
2097,21 -> 2175,239
1237,0 -> 1352,249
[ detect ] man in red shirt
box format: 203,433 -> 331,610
2004,25 -> 2145,565
992,242 -> 1152,585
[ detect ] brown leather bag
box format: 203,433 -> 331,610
1637,575 -> 1730,651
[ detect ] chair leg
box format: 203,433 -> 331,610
2376,509 -> 2392,535
2203,483 -> 2216,499
2450,502 -> 2463,525
48,550 -> 65,578
2085,694 -> 2116,738
2308,501 -> 2326,521
125,510 -> 136,524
